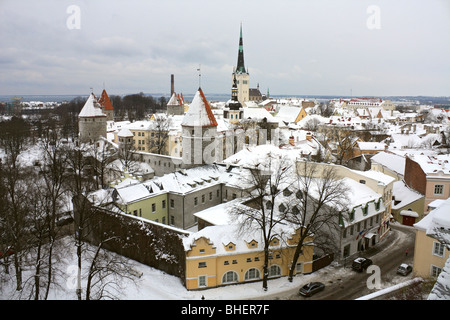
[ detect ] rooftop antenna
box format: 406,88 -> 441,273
197,64 -> 201,88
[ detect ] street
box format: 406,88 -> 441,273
262,224 -> 416,300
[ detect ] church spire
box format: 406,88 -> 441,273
236,23 -> 246,73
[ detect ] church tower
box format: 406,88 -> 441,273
181,87 -> 219,167
232,24 -> 249,105
223,74 -> 243,124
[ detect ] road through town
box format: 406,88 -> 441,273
260,224 -> 416,300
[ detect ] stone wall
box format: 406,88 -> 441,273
73,196 -> 189,281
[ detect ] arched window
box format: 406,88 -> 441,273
268,265 -> 281,277
222,271 -> 238,284
244,268 -> 260,281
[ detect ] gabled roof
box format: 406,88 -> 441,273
79,93 -> 106,118
98,89 -> 114,111
181,88 -> 218,127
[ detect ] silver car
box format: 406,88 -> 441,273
397,264 -> 412,276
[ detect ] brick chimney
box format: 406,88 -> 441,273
289,136 -> 295,146
306,132 -> 312,141
171,74 -> 174,95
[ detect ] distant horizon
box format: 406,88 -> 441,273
1,92 -> 449,104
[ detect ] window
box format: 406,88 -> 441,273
170,199 -> 174,208
244,268 -> 260,281
162,200 -> 166,209
194,197 -> 198,206
433,241 -> 445,257
431,265 -> 442,277
434,185 -> 444,195
217,190 -> 220,198
198,262 -> 207,268
232,260 -> 237,264
202,195 -> 205,203
151,203 -> 156,212
170,216 -> 175,225
246,258 -> 252,263
209,192 -> 213,201
268,265 -> 281,277
296,263 -> 303,274
198,276 -> 207,287
224,261 -> 229,265
199,249 -> 205,254
222,271 -> 238,284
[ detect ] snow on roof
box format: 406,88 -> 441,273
78,93 -> 106,118
167,92 -> 183,106
371,151 -> 406,176
274,105 -> 303,123
414,197 -> 450,243
118,127 -> 133,137
242,107 -> 277,123
428,255 -> 450,300
407,153 -> 450,176
350,169 -> 396,186
392,180 -> 423,209
182,214 -> 297,254
181,88 -> 218,127
357,141 -> 386,151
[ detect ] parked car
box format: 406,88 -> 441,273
299,282 -> 325,297
352,257 -> 373,272
397,264 -> 412,276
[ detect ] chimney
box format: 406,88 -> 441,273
306,132 -> 312,141
289,136 -> 295,146
171,74 -> 174,95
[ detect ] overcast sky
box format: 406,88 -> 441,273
1,0 -> 449,97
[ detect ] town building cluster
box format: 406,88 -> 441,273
74,26 -> 449,294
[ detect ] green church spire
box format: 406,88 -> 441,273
236,23 -> 246,74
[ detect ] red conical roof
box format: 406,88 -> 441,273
98,89 -> 114,111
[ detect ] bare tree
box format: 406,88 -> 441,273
230,153 -> 293,291
286,161 -> 350,281
147,115 -> 171,155
84,237 -> 136,300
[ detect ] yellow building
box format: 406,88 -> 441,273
413,198 -> 450,279
182,224 -> 314,290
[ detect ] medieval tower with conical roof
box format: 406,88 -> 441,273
181,87 -> 221,167
232,24 -> 250,105
78,93 -> 107,143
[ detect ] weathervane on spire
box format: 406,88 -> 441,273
197,64 -> 201,88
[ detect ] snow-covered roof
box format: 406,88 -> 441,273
371,151 -> 406,177
181,88 -> 218,127
357,141 -> 386,151
78,93 -> 106,118
414,197 -> 450,245
407,153 -> 450,176
392,180 -> 423,210
242,107 -> 277,123
274,106 -> 304,123
118,127 -> 133,137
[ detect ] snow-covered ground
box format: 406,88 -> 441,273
0,236 -> 349,300
0,235 -> 417,301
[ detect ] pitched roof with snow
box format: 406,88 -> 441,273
79,93 -> 107,118
181,88 -> 218,127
